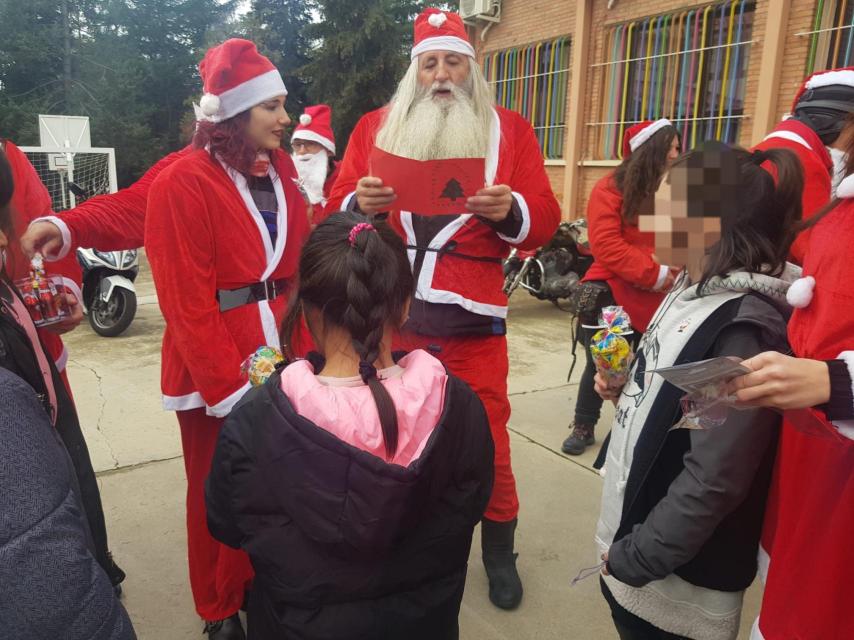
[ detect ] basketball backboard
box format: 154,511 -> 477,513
38,115 -> 91,149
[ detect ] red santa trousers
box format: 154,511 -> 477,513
397,332 -> 519,522
177,408 -> 254,620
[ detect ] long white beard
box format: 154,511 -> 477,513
829,146 -> 848,198
292,152 -> 329,205
376,83 -> 491,161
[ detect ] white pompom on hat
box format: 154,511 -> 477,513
299,113 -> 312,126
786,276 -> 816,308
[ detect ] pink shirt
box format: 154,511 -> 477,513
279,350 -> 448,466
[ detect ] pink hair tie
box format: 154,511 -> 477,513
349,222 -> 376,247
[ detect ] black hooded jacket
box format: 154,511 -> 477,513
205,365 -> 494,640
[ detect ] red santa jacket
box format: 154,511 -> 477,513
754,176 -> 854,640
326,106 -> 561,319
144,148 -> 309,417
43,147 -> 193,257
752,119 -> 832,265
4,140 -> 82,372
754,177 -> 854,640
581,173 -> 665,332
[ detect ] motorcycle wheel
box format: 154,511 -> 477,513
88,288 -> 137,337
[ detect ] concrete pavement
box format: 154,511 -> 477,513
63,257 -> 762,638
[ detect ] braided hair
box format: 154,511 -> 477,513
281,211 -> 414,457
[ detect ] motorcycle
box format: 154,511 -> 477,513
502,219 -> 593,309
76,248 -> 139,337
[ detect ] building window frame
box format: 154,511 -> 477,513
483,36 -> 571,160
800,0 -> 854,73
588,0 -> 757,160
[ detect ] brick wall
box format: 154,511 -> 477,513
473,0 -> 820,219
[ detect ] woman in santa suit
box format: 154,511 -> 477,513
727,125 -> 854,640
144,39 -> 310,640
563,120 -> 680,456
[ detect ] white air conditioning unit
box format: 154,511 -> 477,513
460,0 -> 499,21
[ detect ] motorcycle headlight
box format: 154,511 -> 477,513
121,251 -> 137,269
93,250 -> 119,267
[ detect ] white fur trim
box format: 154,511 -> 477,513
199,93 -> 221,117
32,215 -> 72,261
750,617 -> 766,640
423,288 -> 508,318
805,69 -> 854,91
299,113 -> 312,126
60,277 -> 83,309
837,173 -> 854,198
54,345 -> 69,373
653,265 -> 671,291
258,300 -> 279,350
757,544 -> 770,584
602,573 -> 742,640
786,276 -> 815,308
412,36 -> 476,60
497,192 -> 531,245
629,118 -> 673,153
206,381 -> 252,418
428,12 -> 448,28
198,69 -> 287,123
762,130 -> 813,152
342,191 -> 358,211
291,129 -> 336,155
162,392 -> 205,412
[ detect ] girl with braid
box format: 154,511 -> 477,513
206,211 -> 495,640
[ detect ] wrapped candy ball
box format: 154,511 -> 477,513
241,346 -> 285,386
589,306 -> 634,387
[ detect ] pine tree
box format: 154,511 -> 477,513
440,178 -> 465,201
242,0 -> 314,118
304,0 -> 450,152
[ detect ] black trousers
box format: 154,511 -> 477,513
601,579 -> 689,640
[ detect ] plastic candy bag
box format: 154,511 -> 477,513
241,346 -> 285,386
589,306 -> 634,388
14,254 -> 70,328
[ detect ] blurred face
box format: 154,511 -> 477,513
666,135 -> 681,165
291,139 -> 329,157
640,162 -> 724,280
247,95 -> 290,151
417,51 -> 471,100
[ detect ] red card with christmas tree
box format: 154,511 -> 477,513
369,147 -> 486,215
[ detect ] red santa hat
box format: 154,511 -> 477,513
291,105 -> 336,155
622,118 -> 674,158
791,66 -> 854,112
196,39 -> 287,123
411,9 -> 475,60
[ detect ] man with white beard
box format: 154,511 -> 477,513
326,8 -> 561,611
291,104 -> 339,214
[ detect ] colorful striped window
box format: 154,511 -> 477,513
804,0 -> 854,73
483,37 -> 571,160
592,0 -> 756,160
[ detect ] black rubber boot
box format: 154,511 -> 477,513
481,517 -> 523,610
203,614 -> 245,640
561,421 -> 595,456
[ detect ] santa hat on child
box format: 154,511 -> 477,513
622,119 -> 674,158
291,105 -> 336,155
196,39 -> 287,123
411,8 -> 475,60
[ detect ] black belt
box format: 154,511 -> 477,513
217,278 -> 288,312
406,241 -> 503,264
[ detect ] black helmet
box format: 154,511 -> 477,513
792,82 -> 854,145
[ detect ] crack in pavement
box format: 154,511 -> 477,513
96,454 -> 184,477
507,425 -> 601,476
70,358 -> 120,469
509,382 -> 575,397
